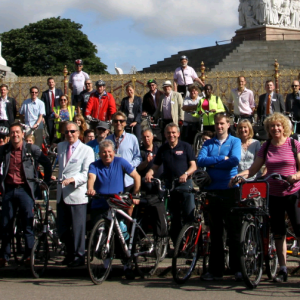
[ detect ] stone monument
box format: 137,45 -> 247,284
0,41 -> 17,80
233,0 -> 300,41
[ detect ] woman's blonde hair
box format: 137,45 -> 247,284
125,84 -> 134,92
236,119 -> 254,140
264,112 -> 291,139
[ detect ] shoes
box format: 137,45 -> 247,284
0,258 -> 8,268
124,268 -> 135,280
274,270 -> 288,283
68,257 -> 85,268
60,256 -> 74,265
200,272 -> 223,281
235,272 -> 243,282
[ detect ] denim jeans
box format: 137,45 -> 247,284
1,185 -> 34,261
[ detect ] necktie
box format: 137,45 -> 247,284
266,94 -> 271,115
51,91 -> 55,110
66,145 -> 72,164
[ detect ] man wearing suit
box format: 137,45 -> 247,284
56,121 -> 94,267
257,80 -> 285,123
153,80 -> 184,143
142,79 -> 164,116
41,78 -> 64,143
0,122 -> 52,267
0,84 -> 17,127
286,80 -> 300,133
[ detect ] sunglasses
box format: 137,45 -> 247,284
31,92 -> 38,94
113,120 -> 126,124
65,130 -> 78,134
292,85 -> 299,87
60,99 -> 67,101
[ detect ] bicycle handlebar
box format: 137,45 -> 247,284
233,173 -> 290,185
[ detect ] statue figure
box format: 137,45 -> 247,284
290,0 -> 300,27
279,0 -> 291,26
0,42 -> 7,67
239,0 -> 247,27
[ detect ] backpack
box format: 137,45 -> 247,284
263,138 -> 298,170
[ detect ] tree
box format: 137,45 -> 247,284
0,17 -> 108,76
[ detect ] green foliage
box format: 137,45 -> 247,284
0,17 -> 108,76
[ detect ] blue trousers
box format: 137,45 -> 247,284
1,185 -> 34,261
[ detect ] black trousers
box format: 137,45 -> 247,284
57,200 -> 87,259
177,85 -> 192,98
206,188 -> 241,277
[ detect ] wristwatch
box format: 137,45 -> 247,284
184,172 -> 189,176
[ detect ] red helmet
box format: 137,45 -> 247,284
107,194 -> 132,210
75,59 -> 83,65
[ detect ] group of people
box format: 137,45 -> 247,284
0,56 -> 300,284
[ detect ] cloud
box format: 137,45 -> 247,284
0,0 -> 238,39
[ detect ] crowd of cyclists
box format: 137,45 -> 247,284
0,56 -> 300,286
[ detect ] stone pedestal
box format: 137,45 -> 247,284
0,64 -> 17,80
232,26 -> 300,42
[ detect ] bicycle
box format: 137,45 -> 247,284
30,179 -> 61,278
86,193 -> 161,285
172,189 -> 212,284
232,173 -> 283,289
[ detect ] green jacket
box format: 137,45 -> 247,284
53,106 -> 75,139
194,95 -> 225,126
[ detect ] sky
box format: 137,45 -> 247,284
0,0 -> 239,74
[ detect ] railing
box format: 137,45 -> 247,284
1,60 -> 299,111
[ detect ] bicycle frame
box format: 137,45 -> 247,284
101,206 -> 150,259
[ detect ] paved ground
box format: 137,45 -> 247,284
1,256 -> 300,300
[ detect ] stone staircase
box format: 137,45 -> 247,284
211,40 -> 300,71
141,42 -> 242,72
141,40 -> 300,73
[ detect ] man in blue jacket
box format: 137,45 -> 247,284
197,112 -> 242,281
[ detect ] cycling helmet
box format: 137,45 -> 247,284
192,170 -> 211,187
107,194 -> 132,210
96,80 -> 106,87
0,126 -> 9,136
180,55 -> 188,61
75,59 -> 83,65
147,79 -> 157,85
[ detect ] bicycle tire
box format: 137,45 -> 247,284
87,219 -> 115,285
133,227 -> 160,278
30,234 -> 49,278
172,223 -> 200,284
240,220 -> 263,289
265,232 -> 278,280
159,237 -> 170,262
12,217 -> 26,264
193,133 -> 203,156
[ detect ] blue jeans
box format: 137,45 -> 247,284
167,178 -> 195,244
1,185 -> 34,261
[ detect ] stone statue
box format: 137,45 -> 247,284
290,0 -> 300,27
239,0 -> 247,27
0,42 -> 7,67
279,0 -> 291,26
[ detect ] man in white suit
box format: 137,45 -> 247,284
57,121 -> 94,267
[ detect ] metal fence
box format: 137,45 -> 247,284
1,60 -> 299,112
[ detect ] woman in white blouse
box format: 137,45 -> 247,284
236,119 -> 261,180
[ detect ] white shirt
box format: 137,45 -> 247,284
151,90 -> 157,108
69,71 -> 89,95
0,97 -> 9,120
229,87 -> 255,115
174,66 -> 198,85
183,96 -> 202,124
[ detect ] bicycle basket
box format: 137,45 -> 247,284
106,194 -> 133,210
239,181 -> 269,210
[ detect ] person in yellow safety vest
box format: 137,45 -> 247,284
194,84 -> 225,132
52,95 -> 76,140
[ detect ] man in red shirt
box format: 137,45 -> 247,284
0,123 -> 52,267
85,80 -> 117,124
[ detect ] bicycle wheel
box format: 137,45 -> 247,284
47,210 -> 56,232
133,227 -> 160,278
265,232 -> 278,280
172,223 -> 200,284
87,219 -> 115,285
240,220 -> 263,289
159,237 -> 170,262
193,133 -> 203,156
30,234 -> 49,278
12,217 -> 26,264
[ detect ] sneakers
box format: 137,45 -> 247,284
0,258 -> 8,268
235,272 -> 243,282
200,272 -> 223,281
274,270 -> 288,282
